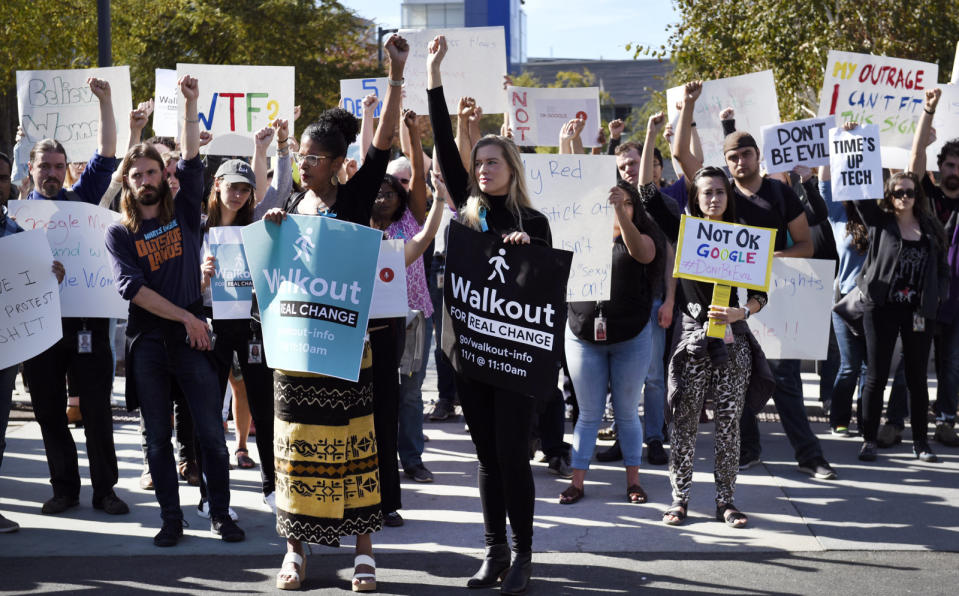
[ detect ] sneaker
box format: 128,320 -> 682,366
139,468 -> 154,491
93,492 -> 130,515
211,516 -> 245,542
0,513 -> 19,533
646,440 -> 668,466
595,441 -> 623,462
858,441 -> 878,462
547,455 -> 573,478
263,492 -> 277,514
933,422 -> 959,447
41,496 -> 79,515
738,453 -> 761,471
153,519 -> 184,547
913,442 -> 938,462
831,426 -> 851,437
428,401 -> 455,421
197,498 -> 239,521
404,464 -> 434,483
384,511 -> 404,527
797,457 -> 838,479
876,423 -> 902,448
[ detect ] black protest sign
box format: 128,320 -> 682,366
442,221 -> 572,396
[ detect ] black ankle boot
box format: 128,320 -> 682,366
501,551 -> 531,595
467,543 -> 510,588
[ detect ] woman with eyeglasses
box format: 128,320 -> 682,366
261,34 -> 408,593
851,130 -> 948,463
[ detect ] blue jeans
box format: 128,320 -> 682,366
429,256 -> 457,404
642,299 -> 666,443
132,330 -> 231,523
0,365 -> 17,469
398,315 -> 434,470
740,359 -> 823,464
934,317 -> 959,424
830,311 -> 867,429
566,324 -> 652,470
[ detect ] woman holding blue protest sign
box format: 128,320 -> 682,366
427,34 -> 550,595
261,33 -> 408,593
664,166 -> 770,529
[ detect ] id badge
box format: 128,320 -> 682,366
77,330 -> 93,354
248,341 -> 263,364
723,323 -> 735,344
913,312 -> 926,333
436,272 -> 444,289
594,316 -> 607,342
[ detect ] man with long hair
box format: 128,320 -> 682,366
105,75 -> 244,547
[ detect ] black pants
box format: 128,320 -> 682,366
457,374 -> 535,553
861,305 -> 933,443
139,384 -> 195,465
22,318 -> 118,501
370,319 -> 403,514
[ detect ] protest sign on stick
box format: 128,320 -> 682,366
0,230 -> 63,369
666,71 -> 779,169
16,66 -> 133,169
398,26 -> 507,115
8,200 -> 127,319
153,68 -> 179,137
761,116 -> 834,174
924,83 -> 959,171
521,154 -> 616,301
369,239 -> 408,319
818,50 -> 937,168
340,78 -> 386,119
208,226 -> 253,320
175,64 -> 295,156
507,86 -> 601,147
828,124 -> 883,202
674,214 -> 776,338
242,215 -> 381,381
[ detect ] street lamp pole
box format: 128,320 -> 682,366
377,26 -> 399,69
97,0 -> 112,67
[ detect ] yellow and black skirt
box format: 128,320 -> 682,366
273,343 -> 382,546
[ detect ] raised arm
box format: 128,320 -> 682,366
405,170 -> 449,267
609,186 -> 656,263
909,88 -> 940,175
372,35 -> 409,151
456,97 -> 476,171
89,78 -> 117,158
251,125 -> 274,203
558,119 -> 575,154
640,112 -> 666,185
404,109 -> 428,224
360,93 -> 377,161
426,35 -> 470,207
129,99 -> 153,149
469,104 -> 484,147
179,76 -> 200,160
569,118 -> 585,155
672,81 -> 703,182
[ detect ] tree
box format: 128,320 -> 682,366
630,0 -> 959,122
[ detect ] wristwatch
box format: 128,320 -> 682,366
742,307 -> 751,320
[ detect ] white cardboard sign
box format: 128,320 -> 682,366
738,258 -> 835,360
16,66 -> 133,167
818,50 -> 938,169
369,239 -> 408,319
340,78 -> 387,119
398,26 -> 508,115
507,86 -> 601,147
521,154 -> 616,301
175,63 -> 295,156
761,116 -> 835,174
8,200 -> 127,319
924,83 -> 959,172
828,124 -> 883,202
0,230 -> 63,369
153,68 -> 179,138
666,70 -> 780,169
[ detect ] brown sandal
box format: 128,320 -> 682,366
558,485 -> 584,505
626,484 -> 647,504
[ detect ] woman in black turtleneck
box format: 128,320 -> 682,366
427,35 -> 548,596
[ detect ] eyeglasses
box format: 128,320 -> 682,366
891,188 -> 916,199
294,153 -> 333,167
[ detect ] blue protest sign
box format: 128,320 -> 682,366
242,214 -> 382,380
209,226 -> 253,320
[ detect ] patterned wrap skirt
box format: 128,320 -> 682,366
273,342 -> 382,546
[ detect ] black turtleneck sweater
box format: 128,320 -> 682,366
428,86 -> 551,247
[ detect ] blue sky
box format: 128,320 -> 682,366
339,0 -> 678,60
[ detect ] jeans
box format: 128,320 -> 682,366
0,365 -> 18,469
830,311 -> 867,429
934,316 -> 959,423
370,319 -> 403,514
566,324 -> 652,470
886,358 -> 909,428
132,329 -> 231,523
740,358 -> 823,464
429,256 -> 457,405
643,298 -> 667,443
398,316 -> 434,470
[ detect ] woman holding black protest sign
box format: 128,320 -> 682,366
427,34 -> 549,595
664,166 -> 770,529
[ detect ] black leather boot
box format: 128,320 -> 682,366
500,550 -> 532,595
467,543 -> 510,588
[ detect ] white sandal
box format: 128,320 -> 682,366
352,553 -> 376,592
276,551 -> 306,590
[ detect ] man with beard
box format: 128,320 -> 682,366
673,81 -> 838,481
911,88 -> 959,448
0,153 -> 17,207
21,78 -> 131,516
105,75 -> 244,547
